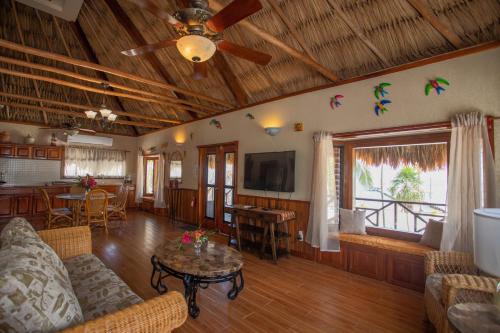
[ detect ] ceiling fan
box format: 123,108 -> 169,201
40,119 -> 97,136
122,0 -> 272,79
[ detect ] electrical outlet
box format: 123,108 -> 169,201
297,230 -> 304,241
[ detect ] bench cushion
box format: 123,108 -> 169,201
64,254 -> 143,321
340,233 -> 433,256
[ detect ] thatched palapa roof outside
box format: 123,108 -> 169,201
0,0 -> 498,135
355,143 -> 448,171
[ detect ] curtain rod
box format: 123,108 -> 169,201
66,144 -> 130,153
328,121 -> 451,139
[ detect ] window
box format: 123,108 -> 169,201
144,156 -> 158,196
335,132 -> 451,234
169,160 -> 182,180
64,146 -> 126,178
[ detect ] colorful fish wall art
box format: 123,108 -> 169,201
209,119 -> 222,129
425,78 -> 450,96
329,95 -> 344,110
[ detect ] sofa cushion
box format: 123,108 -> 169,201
340,233 -> 433,256
0,217 -> 37,246
64,254 -> 143,321
0,244 -> 84,332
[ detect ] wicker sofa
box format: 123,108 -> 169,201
0,218 -> 187,332
424,251 -> 499,333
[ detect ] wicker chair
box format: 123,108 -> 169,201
37,227 -> 188,332
84,189 -> 109,233
39,188 -> 73,229
108,185 -> 129,223
424,251 -> 499,333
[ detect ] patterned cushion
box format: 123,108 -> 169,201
0,244 -> 84,332
64,254 -> 143,321
0,217 -> 37,247
426,273 -> 444,303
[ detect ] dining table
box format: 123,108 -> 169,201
56,192 -> 116,226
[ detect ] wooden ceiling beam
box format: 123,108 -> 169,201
104,0 -> 198,119
0,38 -> 233,108
0,92 -> 181,124
325,0 -> 390,67
209,0 -> 338,82
11,1 -> 48,124
0,101 -> 165,129
0,66 -> 209,115
0,55 -> 216,114
406,0 -> 464,49
53,16 -> 138,135
213,53 -> 249,106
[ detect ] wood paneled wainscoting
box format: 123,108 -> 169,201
145,190 -> 428,291
140,188 -> 198,226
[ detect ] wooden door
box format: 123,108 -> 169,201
198,142 -> 237,233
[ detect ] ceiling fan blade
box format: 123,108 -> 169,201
121,39 -> 177,57
78,128 -> 97,135
126,0 -> 183,27
193,62 -> 208,80
217,40 -> 272,66
206,0 -> 262,32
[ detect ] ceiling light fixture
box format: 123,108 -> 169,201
85,84 -> 118,127
85,110 -> 97,119
176,35 -> 216,62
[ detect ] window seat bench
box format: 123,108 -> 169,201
327,233 -> 434,291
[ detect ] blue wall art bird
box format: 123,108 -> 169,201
374,83 -> 391,99
209,119 -> 222,129
425,78 -> 449,96
374,100 -> 391,116
330,95 -> 344,109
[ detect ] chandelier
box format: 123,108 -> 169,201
84,83 -> 118,127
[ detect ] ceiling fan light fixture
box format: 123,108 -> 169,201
85,110 -> 97,119
176,35 -> 216,62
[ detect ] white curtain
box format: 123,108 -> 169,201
154,154 -> 166,208
306,131 -> 340,252
441,112 -> 496,253
64,146 -> 126,178
135,153 -> 144,204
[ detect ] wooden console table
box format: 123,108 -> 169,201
225,205 -> 296,263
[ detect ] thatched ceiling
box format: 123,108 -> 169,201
0,0 -> 498,136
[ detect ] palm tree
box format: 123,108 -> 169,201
389,166 -> 424,231
355,161 -> 374,190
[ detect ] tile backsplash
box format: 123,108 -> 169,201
0,158 -> 61,184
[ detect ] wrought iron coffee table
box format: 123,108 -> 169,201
151,239 -> 244,318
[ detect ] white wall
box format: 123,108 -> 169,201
0,123 -> 138,184
138,48 -> 500,202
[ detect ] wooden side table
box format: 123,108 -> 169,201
448,303 -> 500,333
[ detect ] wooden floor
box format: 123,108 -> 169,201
92,210 -> 425,333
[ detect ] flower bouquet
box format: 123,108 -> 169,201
79,174 -> 97,192
178,228 -> 212,252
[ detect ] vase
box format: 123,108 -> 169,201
193,240 -> 202,255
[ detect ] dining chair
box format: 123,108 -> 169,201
39,188 -> 73,229
84,189 -> 109,233
108,185 -> 129,224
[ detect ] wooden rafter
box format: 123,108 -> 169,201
52,15 -> 138,135
0,92 -> 181,124
213,53 -> 249,106
209,0 -> 338,82
0,55 -> 216,114
104,0 -> 199,119
325,0 -> 390,67
0,101 -> 165,129
0,38 -> 233,108
406,0 -> 463,49
11,1 -> 48,124
266,0 -> 315,61
0,66 -> 210,115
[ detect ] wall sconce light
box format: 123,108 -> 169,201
265,127 -> 281,136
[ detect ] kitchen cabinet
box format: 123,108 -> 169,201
15,146 -> 32,158
0,145 -> 14,157
0,144 -> 62,161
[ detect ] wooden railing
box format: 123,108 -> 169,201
355,197 -> 446,233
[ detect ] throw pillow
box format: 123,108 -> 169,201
0,244 -> 83,332
0,217 -> 38,246
420,219 -> 444,250
339,208 -> 366,234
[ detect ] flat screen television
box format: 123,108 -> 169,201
244,151 -> 295,192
